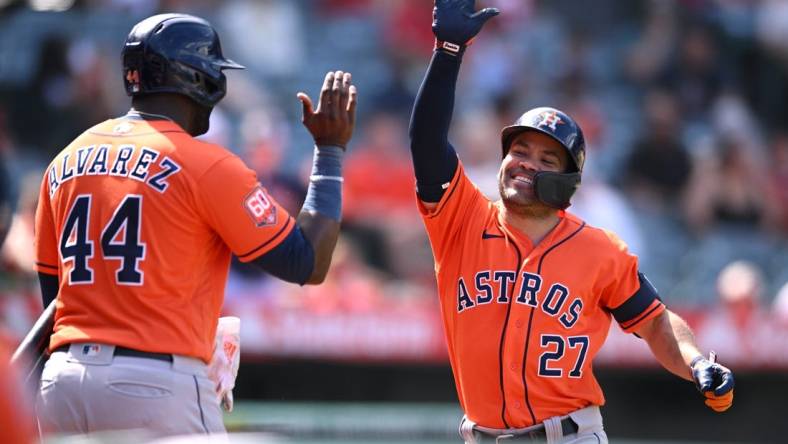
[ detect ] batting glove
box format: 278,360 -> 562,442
207,317 -> 241,412
432,0 -> 499,55
691,354 -> 735,412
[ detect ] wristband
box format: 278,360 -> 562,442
302,145 -> 344,221
689,355 -> 705,369
435,39 -> 467,56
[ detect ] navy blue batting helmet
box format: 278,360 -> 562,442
500,107 -> 586,209
122,14 -> 244,108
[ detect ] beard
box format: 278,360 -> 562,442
498,169 -> 555,218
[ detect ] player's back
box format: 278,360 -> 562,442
36,116 -> 239,362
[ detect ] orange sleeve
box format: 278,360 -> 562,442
34,167 -> 59,276
195,155 -> 295,262
600,230 -> 665,333
418,162 -> 487,264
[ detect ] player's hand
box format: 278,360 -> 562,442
297,70 -> 357,149
691,355 -> 734,412
433,0 -> 499,46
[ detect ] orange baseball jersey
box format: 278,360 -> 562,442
418,162 -> 665,429
34,116 -> 295,363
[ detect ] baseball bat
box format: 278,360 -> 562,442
10,299 -> 56,384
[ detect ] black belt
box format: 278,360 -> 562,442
475,417 -> 578,442
54,344 -> 173,363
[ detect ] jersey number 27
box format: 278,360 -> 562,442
60,194 -> 145,285
538,334 -> 589,378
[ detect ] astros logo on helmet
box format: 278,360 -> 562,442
535,110 -> 563,132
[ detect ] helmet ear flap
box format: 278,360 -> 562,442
190,69 -> 225,102
147,54 -> 167,86
202,74 -> 221,96
533,171 -> 581,209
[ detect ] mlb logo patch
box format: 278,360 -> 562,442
244,186 -> 277,227
113,121 -> 135,134
82,344 -> 101,356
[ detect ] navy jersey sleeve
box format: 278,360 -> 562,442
250,224 -> 315,285
610,272 -> 666,333
408,51 -> 461,202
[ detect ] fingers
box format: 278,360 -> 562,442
317,70 -> 353,117
692,366 -> 713,392
347,84 -> 358,123
301,70 -> 357,148
700,364 -> 734,412
692,360 -> 734,412
318,71 -> 335,113
317,70 -> 355,118
470,7 -> 500,23
338,72 -> 351,112
297,92 -> 313,121
330,70 -> 344,118
704,390 -> 733,412
696,377 -> 713,393
713,368 -> 735,396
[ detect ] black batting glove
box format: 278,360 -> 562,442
432,0 -> 499,55
690,355 -> 735,412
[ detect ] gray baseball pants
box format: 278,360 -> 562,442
36,342 -> 225,438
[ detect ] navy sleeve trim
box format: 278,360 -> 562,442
237,216 -> 295,260
36,262 -> 58,271
250,224 -> 315,285
421,162 -> 463,219
414,147 -> 458,202
611,272 -> 662,324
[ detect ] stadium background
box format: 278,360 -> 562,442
0,0 -> 786,442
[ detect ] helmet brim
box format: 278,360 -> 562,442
501,125 -> 563,156
500,125 -> 583,173
217,58 -> 245,70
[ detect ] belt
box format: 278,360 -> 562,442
54,344 -> 173,363
475,417 -> 578,442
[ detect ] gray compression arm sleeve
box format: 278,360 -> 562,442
302,145 -> 344,221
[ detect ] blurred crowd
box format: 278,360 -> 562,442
0,0 -> 787,364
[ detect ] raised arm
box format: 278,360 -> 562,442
409,0 -> 498,208
296,71 -> 357,283
250,70 -> 356,285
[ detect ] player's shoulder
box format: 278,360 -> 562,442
564,211 -> 631,254
192,139 -> 246,168
69,117 -> 240,175
176,135 -> 233,161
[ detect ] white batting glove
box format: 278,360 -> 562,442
207,316 -> 241,412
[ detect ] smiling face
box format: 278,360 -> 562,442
498,130 -> 570,217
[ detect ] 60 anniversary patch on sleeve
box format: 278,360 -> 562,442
243,186 -> 277,227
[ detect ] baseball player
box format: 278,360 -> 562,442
409,2 -> 735,443
33,14 -> 356,437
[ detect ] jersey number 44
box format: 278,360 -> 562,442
60,194 -> 145,286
